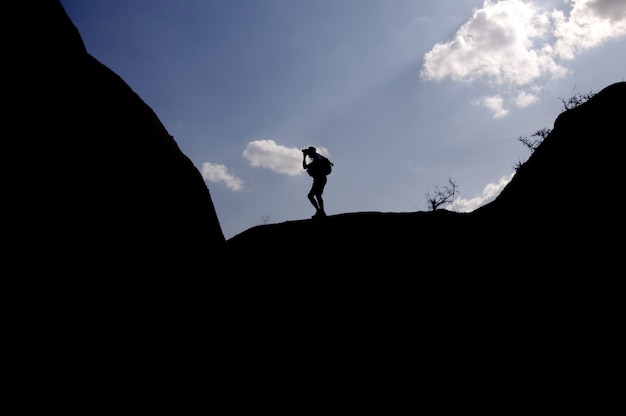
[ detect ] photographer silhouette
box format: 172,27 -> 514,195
302,146 -> 328,219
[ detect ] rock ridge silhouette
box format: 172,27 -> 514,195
10,2 -> 621,404
227,81 -> 625,275
9,1 -> 225,275
11,1 -> 623,279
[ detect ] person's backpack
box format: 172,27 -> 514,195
307,153 -> 334,177
319,155 -> 333,175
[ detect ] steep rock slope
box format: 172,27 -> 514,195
8,1 -> 225,273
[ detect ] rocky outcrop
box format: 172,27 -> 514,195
477,81 -> 625,218
228,82 -> 626,276
8,1 -> 225,274
9,3 -> 619,395
473,82 -> 624,269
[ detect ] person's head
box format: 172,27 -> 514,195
306,146 -> 317,155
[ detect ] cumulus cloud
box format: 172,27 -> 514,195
449,173 -> 515,212
552,0 -> 626,59
479,95 -> 509,118
201,162 -> 244,191
514,90 -> 539,107
243,139 -> 328,176
421,0 -> 564,86
420,0 -> 626,117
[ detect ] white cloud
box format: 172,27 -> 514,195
201,162 -> 244,191
514,90 -> 539,107
552,0 -> 626,60
243,139 -> 305,176
420,0 -> 626,116
449,173 -> 515,212
479,94 -> 509,118
587,0 -> 626,21
420,0 -> 564,86
202,139 -> 331,192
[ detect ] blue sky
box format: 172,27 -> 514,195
61,0 -> 625,239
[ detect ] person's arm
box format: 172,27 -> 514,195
302,152 -> 309,169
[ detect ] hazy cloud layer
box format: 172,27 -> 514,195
201,162 -> 243,191
421,0 -> 626,117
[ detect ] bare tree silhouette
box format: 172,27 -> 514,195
425,178 -> 458,211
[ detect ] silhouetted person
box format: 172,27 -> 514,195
302,146 -> 328,219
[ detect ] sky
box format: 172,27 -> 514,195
60,0 -> 626,239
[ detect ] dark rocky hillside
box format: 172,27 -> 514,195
227,81 -> 625,276
9,2 -> 621,404
9,1 -> 225,275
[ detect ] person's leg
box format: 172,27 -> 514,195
316,176 -> 327,216
315,194 -> 325,215
307,190 -> 319,210
309,177 -> 327,217
308,180 -> 320,211
316,177 -> 327,215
